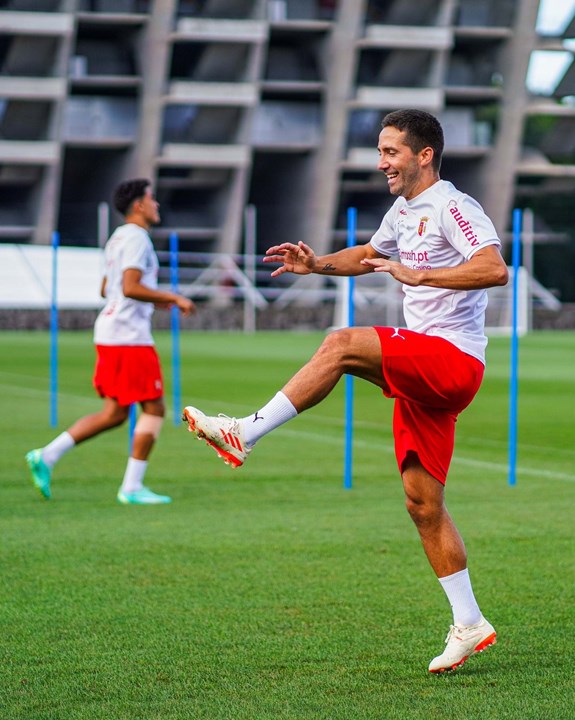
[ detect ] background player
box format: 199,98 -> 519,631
26,178 -> 195,505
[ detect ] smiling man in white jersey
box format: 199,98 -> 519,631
182,109 -> 509,672
26,178 -> 195,505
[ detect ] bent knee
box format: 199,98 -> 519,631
142,398 -> 166,417
107,407 -> 130,427
405,495 -> 443,527
321,328 -> 353,355
319,327 -> 370,364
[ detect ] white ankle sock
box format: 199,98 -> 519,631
438,568 -> 482,627
120,458 -> 148,494
41,431 -> 75,467
242,391 -> 298,447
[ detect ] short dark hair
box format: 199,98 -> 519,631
113,178 -> 150,216
382,109 -> 444,171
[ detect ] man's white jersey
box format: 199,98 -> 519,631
94,223 -> 158,346
370,180 -> 501,364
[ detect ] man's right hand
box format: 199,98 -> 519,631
175,296 -> 196,316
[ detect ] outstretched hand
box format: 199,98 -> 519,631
155,296 -> 196,316
263,241 -> 316,278
175,296 -> 196,316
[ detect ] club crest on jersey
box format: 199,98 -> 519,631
417,216 -> 429,237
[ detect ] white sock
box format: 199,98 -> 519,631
41,431 -> 75,467
438,568 -> 482,627
120,458 -> 148,494
242,391 -> 298,447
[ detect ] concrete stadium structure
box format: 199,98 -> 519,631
0,0 -> 572,267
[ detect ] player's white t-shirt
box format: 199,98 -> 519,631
370,180 -> 501,364
94,223 -> 158,346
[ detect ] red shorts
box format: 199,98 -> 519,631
93,345 -> 164,407
374,327 -> 484,485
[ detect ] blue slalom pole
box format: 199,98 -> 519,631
170,232 -> 182,425
50,231 -> 59,427
128,403 -> 137,454
344,207 -> 357,490
508,209 -> 522,487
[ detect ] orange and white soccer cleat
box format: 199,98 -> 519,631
182,405 -> 251,468
428,617 -> 497,673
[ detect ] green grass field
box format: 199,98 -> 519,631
1,330 -> 574,720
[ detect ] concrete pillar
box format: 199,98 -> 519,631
302,0 -> 369,257
127,0 -> 178,180
218,31 -> 267,254
33,0 -> 79,244
477,0 -> 541,239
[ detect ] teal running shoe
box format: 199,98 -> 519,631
117,486 -> 172,505
25,449 -> 52,499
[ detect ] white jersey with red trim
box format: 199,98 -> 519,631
94,223 -> 158,346
370,180 -> 501,364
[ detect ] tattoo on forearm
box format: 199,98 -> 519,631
322,263 -> 336,272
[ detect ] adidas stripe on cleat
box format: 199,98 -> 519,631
428,617 -> 497,673
182,405 -> 251,468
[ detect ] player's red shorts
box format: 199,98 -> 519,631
93,345 -> 164,407
374,327 -> 484,485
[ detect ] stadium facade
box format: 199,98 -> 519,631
0,0 -> 572,265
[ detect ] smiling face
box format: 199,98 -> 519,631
377,125 -> 438,201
